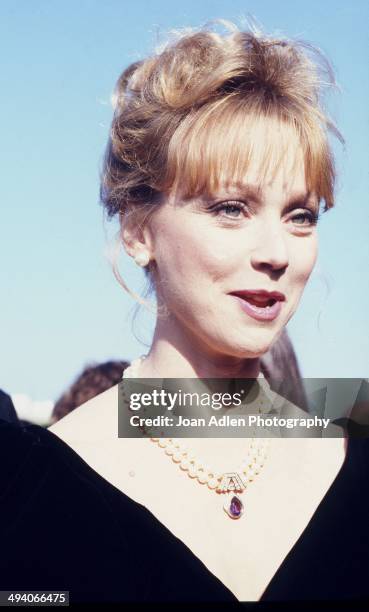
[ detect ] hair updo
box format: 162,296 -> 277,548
100,18 -> 343,311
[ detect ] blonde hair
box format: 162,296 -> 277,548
100,18 -> 344,313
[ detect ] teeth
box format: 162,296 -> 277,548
245,296 -> 274,307
251,303 -> 271,310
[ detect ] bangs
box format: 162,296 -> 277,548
164,97 -> 335,210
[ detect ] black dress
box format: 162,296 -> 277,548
0,418 -> 368,605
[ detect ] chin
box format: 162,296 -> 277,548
215,338 -> 272,360
235,336 -> 281,360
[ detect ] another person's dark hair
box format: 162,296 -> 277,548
51,360 -> 129,424
260,328 -> 309,412
0,389 -> 19,425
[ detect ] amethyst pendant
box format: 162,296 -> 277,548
223,494 -> 244,519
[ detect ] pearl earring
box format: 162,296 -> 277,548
134,252 -> 150,267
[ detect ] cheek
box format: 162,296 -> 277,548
153,230 -> 203,306
156,224 -> 233,287
291,236 -> 318,288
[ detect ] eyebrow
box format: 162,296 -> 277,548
214,183 -> 318,211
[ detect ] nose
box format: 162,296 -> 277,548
249,221 -> 289,272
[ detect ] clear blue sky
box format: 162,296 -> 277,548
0,0 -> 368,401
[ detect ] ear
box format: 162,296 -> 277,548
120,208 -> 155,261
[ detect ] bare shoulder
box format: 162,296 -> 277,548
48,384 -> 118,445
47,384 -> 144,494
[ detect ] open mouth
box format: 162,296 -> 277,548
229,292 -> 283,320
239,296 -> 277,308
229,291 -> 284,320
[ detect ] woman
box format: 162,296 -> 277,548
33,20 -> 367,602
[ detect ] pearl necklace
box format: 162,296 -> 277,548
122,354 -> 271,520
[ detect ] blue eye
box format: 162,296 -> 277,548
208,200 -> 321,227
210,200 -> 248,219
292,211 -> 321,226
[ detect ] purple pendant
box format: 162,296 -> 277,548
224,494 -> 244,519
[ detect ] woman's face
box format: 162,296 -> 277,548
146,125 -> 319,360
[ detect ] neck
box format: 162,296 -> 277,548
138,313 -> 262,379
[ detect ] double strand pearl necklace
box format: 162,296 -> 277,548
122,354 -> 271,520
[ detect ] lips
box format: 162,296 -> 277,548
229,289 -> 286,307
230,291 -> 284,322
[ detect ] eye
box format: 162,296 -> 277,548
291,210 -> 321,227
209,200 -> 248,219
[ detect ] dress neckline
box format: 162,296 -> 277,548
135,433 -> 352,602
0,419 -> 353,603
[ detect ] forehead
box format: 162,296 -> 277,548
218,150 -> 306,200
251,123 -> 303,174
215,118 -> 306,191
169,112 -> 309,204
